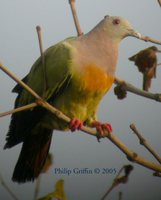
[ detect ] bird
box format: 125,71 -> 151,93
129,46 -> 161,91
4,15 -> 141,183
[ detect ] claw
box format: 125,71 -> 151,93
69,118 -> 83,132
91,121 -> 113,140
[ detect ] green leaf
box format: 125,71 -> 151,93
37,179 -> 67,200
37,193 -> 53,200
51,179 -> 67,200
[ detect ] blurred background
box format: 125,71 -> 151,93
0,1 -> 161,199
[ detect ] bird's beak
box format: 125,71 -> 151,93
157,49 -> 161,53
129,29 -> 142,39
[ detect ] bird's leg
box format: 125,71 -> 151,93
69,118 -> 83,132
91,121 -> 113,141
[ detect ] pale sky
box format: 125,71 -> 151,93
0,1 -> 161,200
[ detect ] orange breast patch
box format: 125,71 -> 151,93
81,64 -> 114,92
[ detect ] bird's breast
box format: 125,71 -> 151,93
77,64 -> 114,93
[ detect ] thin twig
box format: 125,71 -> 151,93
33,175 -> 41,200
0,63 -> 40,100
36,26 -> 45,67
68,0 -> 83,36
0,103 -> 37,118
36,26 -> 47,95
158,0 -> 161,7
153,172 -> 161,177
68,0 -> 161,173
107,132 -> 161,172
130,124 -> 161,164
118,192 -> 123,200
101,165 -> 133,200
0,62 -> 161,173
101,183 -> 115,200
139,35 -> 161,45
2,75 -> 161,118
0,173 -> 19,200
114,77 -> 161,102
69,0 -> 161,103
0,62 -> 94,134
68,1 -> 161,45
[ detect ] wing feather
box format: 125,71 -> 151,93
4,39 -> 74,148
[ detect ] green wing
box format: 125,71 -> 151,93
4,38 -> 75,148
17,40 -> 74,105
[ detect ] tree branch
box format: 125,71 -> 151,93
0,63 -> 41,100
114,77 -> 161,102
0,62 -> 161,173
157,0 -> 161,7
1,75 -> 161,118
0,173 -> 19,200
68,0 -> 83,36
36,26 -> 47,95
0,103 -> 37,118
101,183 -> 115,200
0,63 -> 95,135
105,131 -> 161,172
68,1 -> 161,46
130,124 -> 161,164
33,175 -> 41,200
67,0 -> 161,173
139,35 -> 161,45
119,192 -> 123,200
101,165 -> 133,200
1,1 -> 161,174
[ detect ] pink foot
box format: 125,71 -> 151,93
69,118 -> 83,132
91,121 -> 113,140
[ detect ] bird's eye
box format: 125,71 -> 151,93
112,18 -> 120,25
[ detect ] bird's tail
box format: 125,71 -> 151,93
12,127 -> 53,183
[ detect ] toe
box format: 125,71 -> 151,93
103,123 -> 113,132
91,121 -> 113,138
69,118 -> 83,132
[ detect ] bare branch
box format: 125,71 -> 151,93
105,131 -> 161,172
114,77 -> 161,102
33,175 -> 41,200
130,124 -> 161,164
101,165 -> 133,200
153,172 -> 161,177
0,63 -> 41,100
101,183 -> 115,200
68,0 -> 83,36
158,0 -> 161,7
119,192 -> 123,200
0,103 -> 37,118
138,35 -> 161,45
0,173 -> 19,200
39,100 -> 96,135
36,26 -> 47,95
36,26 -> 45,67
2,75 -> 160,118
1,64 -> 161,173
68,1 -> 161,46
69,0 -> 161,103
0,63 -> 161,173
0,62 -> 94,135
67,1 -> 161,173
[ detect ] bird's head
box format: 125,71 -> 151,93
150,46 -> 161,53
102,15 -> 141,41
